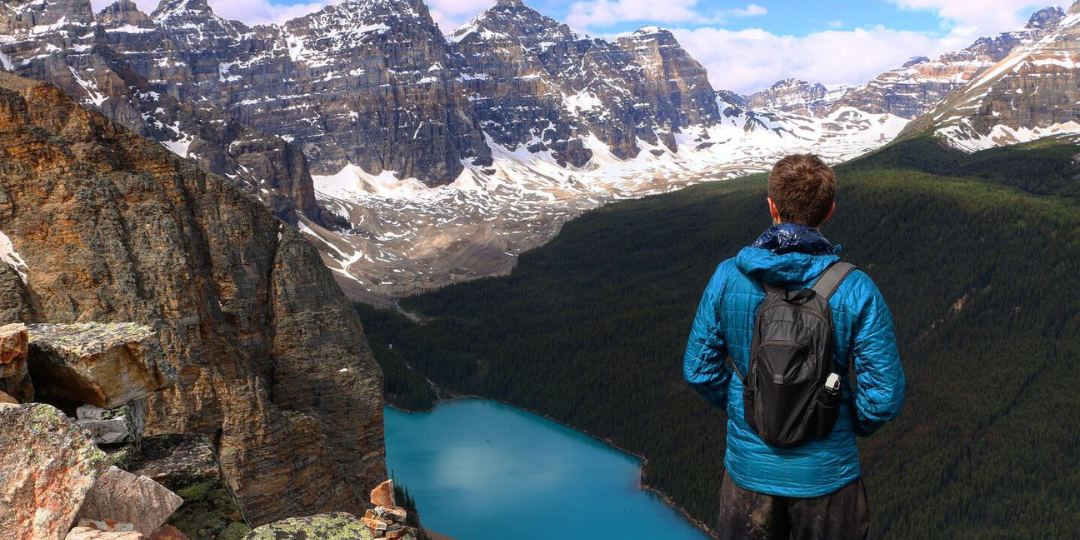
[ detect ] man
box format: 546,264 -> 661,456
683,154 -> 906,540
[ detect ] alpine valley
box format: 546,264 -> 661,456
6,0 -> 1078,302
2,0 -> 1080,538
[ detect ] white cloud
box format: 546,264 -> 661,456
567,0 -> 765,31
825,20 -> 843,29
567,0 -> 701,29
728,4 -> 766,18
886,0 -> 1068,49
672,26 -> 943,94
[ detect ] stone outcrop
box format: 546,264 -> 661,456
242,513 -> 375,540
0,322 -> 27,377
0,71 -> 385,525
77,466 -> 185,535
358,480 -> 419,540
128,434 -> 250,540
75,401 -> 148,445
0,322 -> 31,401
66,527 -> 143,540
149,526 -> 191,540
27,323 -> 175,409
0,403 -> 110,540
370,480 -> 396,508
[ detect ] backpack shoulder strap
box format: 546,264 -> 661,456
812,262 -> 858,300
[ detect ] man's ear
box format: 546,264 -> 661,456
768,198 -> 781,223
822,202 -> 837,224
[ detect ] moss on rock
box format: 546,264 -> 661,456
242,513 -> 374,540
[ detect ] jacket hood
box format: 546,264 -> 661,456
737,224 -> 840,287
735,248 -> 839,287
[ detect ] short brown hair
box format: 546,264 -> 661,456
768,154 -> 837,227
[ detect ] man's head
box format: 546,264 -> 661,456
767,154 -> 837,228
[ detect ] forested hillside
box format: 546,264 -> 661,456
357,136 -> 1080,539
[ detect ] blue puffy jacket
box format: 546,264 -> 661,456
683,225 -> 906,498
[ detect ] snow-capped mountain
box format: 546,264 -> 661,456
0,0 -> 1071,300
0,0 -> 330,226
747,78 -> 837,116
905,3 -> 1080,151
833,6 -> 1067,120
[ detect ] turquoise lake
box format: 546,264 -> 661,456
384,399 -> 712,540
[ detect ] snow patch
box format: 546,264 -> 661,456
0,231 -> 28,284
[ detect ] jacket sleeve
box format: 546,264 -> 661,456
683,266 -> 731,409
850,275 -> 907,437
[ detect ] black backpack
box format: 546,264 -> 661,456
730,262 -> 857,448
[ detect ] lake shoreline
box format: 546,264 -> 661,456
389,394 -> 718,539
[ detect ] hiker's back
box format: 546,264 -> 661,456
711,245 -> 903,497
683,155 -> 905,540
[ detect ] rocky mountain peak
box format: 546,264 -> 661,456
0,0 -> 96,27
100,0 -> 144,14
97,0 -> 153,27
450,0 -> 574,46
1026,6 -> 1066,28
749,78 -> 829,113
623,26 -> 679,46
902,56 -> 930,68
151,0 -> 211,19
632,25 -> 667,36
335,0 -> 432,21
1069,1 -> 1080,16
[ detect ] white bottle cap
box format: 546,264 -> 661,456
826,373 -> 841,390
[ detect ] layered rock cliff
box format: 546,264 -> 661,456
0,0 -> 328,226
0,71 -> 384,524
832,6 -> 1067,119
904,2 -> 1080,150
747,78 -> 832,115
448,2 -> 719,162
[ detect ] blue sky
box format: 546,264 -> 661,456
109,0 -> 1069,93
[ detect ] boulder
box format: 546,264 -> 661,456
375,507 -> 407,523
65,527 -> 142,540
361,517 -> 388,531
75,519 -> 138,532
242,513 -> 374,540
27,323 -> 176,409
75,401 -> 147,445
0,322 -> 27,378
149,526 -> 192,540
0,363 -> 33,402
128,434 -> 249,540
370,480 -> 395,508
76,466 -> 185,535
0,389 -> 16,404
0,403 -> 109,540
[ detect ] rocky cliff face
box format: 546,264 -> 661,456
449,3 -> 719,161
904,2 -> 1080,150
832,6 -> 1066,119
121,0 -> 490,185
747,78 -> 832,115
0,71 -> 384,525
0,0 -> 327,226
